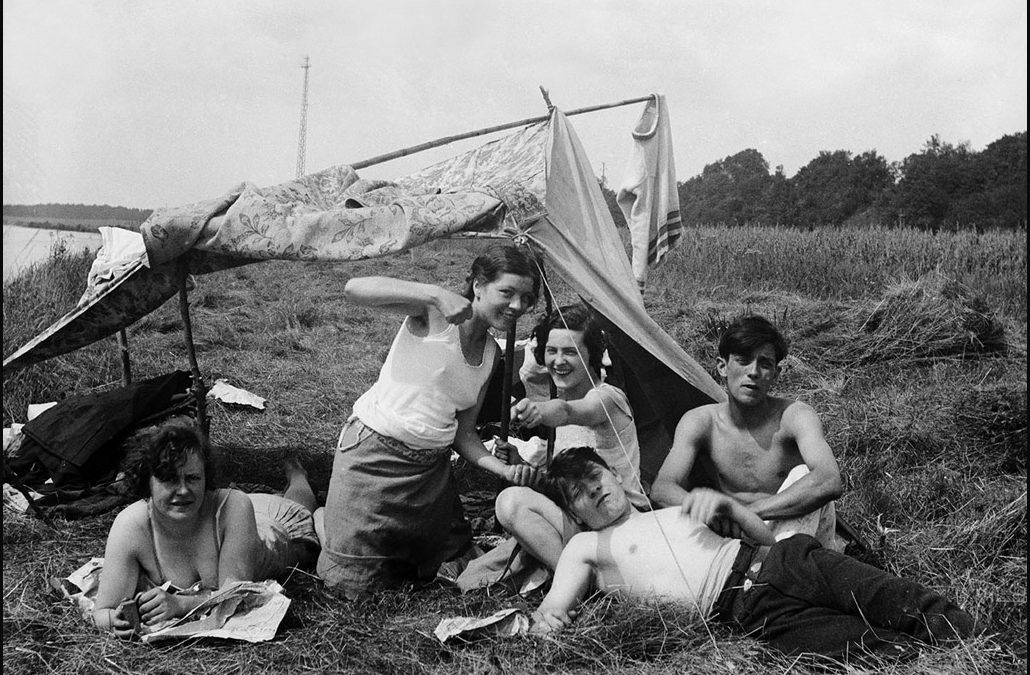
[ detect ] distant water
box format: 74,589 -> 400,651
3,225 -> 103,283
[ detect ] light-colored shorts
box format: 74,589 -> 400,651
250,493 -> 319,578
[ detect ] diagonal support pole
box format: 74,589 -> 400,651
177,258 -> 209,438
350,93 -> 656,170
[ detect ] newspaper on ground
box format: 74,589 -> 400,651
51,557 -> 105,618
141,580 -> 289,644
433,608 -> 530,643
207,379 -> 267,410
53,559 -> 290,644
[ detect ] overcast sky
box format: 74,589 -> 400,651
3,0 -> 1026,209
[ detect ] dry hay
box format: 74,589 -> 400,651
835,271 -> 1007,366
952,382 -> 1028,474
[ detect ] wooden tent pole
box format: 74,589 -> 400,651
535,84 -> 560,470
177,260 -> 209,437
499,323 -> 517,443
493,321 -> 518,532
116,329 -> 132,386
543,278 -> 557,470
349,94 -> 655,170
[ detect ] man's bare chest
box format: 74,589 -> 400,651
708,427 -> 800,489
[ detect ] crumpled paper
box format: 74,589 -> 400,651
433,608 -> 530,643
206,379 -> 266,410
142,580 -> 289,644
53,559 -> 290,644
51,557 -> 105,619
3,484 -> 30,512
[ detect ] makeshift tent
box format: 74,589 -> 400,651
3,102 -> 725,484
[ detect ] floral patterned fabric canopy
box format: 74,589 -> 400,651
3,109 -> 723,472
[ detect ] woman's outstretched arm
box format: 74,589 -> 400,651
344,277 -> 471,325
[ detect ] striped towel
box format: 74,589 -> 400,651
616,93 -> 683,289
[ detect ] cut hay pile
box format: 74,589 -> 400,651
836,272 -> 1007,366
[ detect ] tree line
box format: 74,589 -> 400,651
2,203 -> 152,222
6,131 -> 1026,231
672,131 -> 1027,230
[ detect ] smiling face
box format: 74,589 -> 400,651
561,462 -> 632,530
543,328 -> 593,396
717,342 -> 781,406
149,451 -> 206,522
472,272 -> 537,331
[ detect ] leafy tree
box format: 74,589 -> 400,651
970,132 -> 1027,228
678,149 -> 771,224
756,165 -> 798,226
791,150 -> 892,226
892,135 -> 982,229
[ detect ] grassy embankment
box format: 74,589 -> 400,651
3,224 -> 1026,674
2,216 -> 144,234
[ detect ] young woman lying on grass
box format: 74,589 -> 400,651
316,244 -> 543,598
92,418 -> 319,639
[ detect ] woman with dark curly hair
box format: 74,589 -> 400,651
494,304 -> 647,571
92,418 -> 318,639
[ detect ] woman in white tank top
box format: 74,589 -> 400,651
316,244 -> 543,598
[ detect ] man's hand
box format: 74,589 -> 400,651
530,607 -> 578,635
681,488 -> 742,539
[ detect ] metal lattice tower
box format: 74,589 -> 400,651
295,56 -> 310,178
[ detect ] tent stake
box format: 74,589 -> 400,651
177,260 -> 209,437
350,94 -> 655,170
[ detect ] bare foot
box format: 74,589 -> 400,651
283,455 -> 308,479
313,507 -> 326,546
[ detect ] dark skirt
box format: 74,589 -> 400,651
316,419 -> 471,598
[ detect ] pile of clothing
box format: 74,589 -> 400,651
5,371 -> 194,518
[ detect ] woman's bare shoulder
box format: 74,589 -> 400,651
107,500 -> 150,548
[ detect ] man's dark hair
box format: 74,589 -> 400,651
124,417 -> 217,499
718,315 -> 789,363
547,446 -> 610,509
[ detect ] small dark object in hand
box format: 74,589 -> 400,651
118,598 -> 142,632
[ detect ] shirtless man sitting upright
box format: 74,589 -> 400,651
650,315 -> 844,550
531,446 -> 975,661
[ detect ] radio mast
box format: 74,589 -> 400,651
295,56 -> 310,178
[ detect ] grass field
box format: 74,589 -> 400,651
3,224 -> 1026,674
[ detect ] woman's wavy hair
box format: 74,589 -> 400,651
461,244 -> 541,306
123,417 -> 217,499
532,303 -> 606,375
